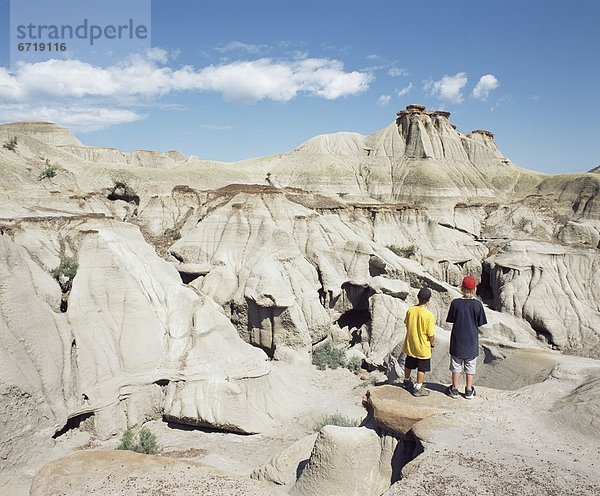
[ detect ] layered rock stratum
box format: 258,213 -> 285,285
1,106 -> 599,495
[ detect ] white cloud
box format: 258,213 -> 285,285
198,124 -> 233,131
0,55 -> 372,131
377,95 -> 391,107
0,67 -> 23,99
472,74 -> 499,100
147,47 -> 170,64
396,83 -> 413,97
424,72 -> 468,103
215,41 -> 269,54
388,67 -> 408,77
1,57 -> 372,103
0,103 -> 143,131
290,50 -> 309,60
196,58 -> 372,102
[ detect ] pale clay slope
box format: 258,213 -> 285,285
0,109 -> 599,494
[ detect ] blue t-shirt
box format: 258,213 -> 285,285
446,297 -> 487,359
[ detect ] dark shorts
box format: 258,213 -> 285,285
404,355 -> 431,372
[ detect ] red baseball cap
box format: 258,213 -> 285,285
462,276 -> 477,290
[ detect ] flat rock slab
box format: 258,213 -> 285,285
363,384 -> 486,435
30,450 -> 287,496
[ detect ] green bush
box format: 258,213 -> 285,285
38,163 -> 57,180
312,342 -> 347,370
117,428 -> 135,451
315,413 -> 361,431
3,136 -> 17,151
137,427 -> 159,455
386,244 -> 417,258
117,427 -> 159,455
345,356 -> 363,375
50,257 -> 78,280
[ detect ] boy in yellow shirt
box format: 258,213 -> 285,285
403,287 -> 436,397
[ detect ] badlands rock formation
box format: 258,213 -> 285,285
0,106 -> 599,494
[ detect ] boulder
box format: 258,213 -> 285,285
290,425 -> 397,496
362,385 -> 481,436
251,433 -> 318,486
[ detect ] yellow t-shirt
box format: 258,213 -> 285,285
403,305 -> 436,359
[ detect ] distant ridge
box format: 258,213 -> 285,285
233,104 -> 545,202
0,120 -> 83,147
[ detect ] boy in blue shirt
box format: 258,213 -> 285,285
446,276 -> 487,399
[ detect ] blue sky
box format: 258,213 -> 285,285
0,0 -> 598,174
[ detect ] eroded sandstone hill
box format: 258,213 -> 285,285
0,107 -> 599,494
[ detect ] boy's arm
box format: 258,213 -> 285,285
446,300 -> 455,323
428,314 -> 436,347
477,301 -> 488,326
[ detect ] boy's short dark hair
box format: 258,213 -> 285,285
417,287 -> 431,302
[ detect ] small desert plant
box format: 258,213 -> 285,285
117,427 -> 159,455
315,413 -> 361,431
38,162 -> 57,180
386,244 -> 417,258
171,230 -> 181,240
137,427 -> 159,454
50,257 -> 78,280
345,356 -> 363,375
3,136 -> 17,151
117,428 -> 136,451
312,342 -> 347,370
355,376 -> 377,389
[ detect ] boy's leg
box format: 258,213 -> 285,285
404,355 -> 419,380
446,356 -> 461,398
403,355 -> 418,388
403,366 -> 414,388
465,374 -> 474,390
450,355 -> 462,387
411,359 -> 431,396
414,358 -> 431,388
452,372 -> 461,388
464,358 -> 477,397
